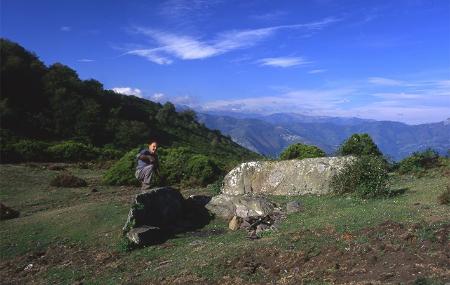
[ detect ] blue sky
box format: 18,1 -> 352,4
2,0 -> 450,124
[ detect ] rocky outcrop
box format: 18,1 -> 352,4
222,156 -> 355,196
123,187 -> 213,246
123,187 -> 185,245
206,194 -> 274,219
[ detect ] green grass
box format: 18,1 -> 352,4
1,163 -> 449,284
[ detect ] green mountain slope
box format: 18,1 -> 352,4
0,38 -> 260,168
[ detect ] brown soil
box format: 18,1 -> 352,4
1,221 -> 448,284
219,221 -> 450,285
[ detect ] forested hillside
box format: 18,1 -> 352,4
0,39 -> 259,168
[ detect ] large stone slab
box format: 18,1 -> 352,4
206,194 -> 274,219
222,156 -> 355,196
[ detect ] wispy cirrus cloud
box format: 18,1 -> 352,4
308,69 -> 327,74
77,59 -> 95,63
60,26 -> 71,32
125,17 -> 339,64
368,77 -> 407,86
257,57 -> 311,68
112,87 -> 143,98
197,75 -> 450,124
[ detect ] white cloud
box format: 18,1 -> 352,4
151,92 -> 166,102
60,26 -> 71,32
308,69 -> 327,74
368,77 -> 406,86
257,57 -> 310,68
197,76 -> 450,124
77,59 -> 95,62
126,17 -> 339,64
112,87 -> 143,98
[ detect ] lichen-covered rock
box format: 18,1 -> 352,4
222,156 -> 355,196
206,194 -> 274,219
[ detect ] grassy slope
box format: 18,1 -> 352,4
0,163 -> 449,284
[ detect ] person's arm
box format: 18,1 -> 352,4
138,154 -> 156,164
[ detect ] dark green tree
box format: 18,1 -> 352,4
279,143 -> 326,160
339,133 -> 382,157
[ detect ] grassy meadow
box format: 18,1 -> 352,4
0,162 -> 449,284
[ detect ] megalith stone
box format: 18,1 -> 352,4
123,187 -> 184,244
221,156 -> 355,196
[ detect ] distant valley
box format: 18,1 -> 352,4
197,112 -> 450,161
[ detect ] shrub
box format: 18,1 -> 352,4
50,172 -> 87,187
96,147 -> 123,161
397,149 -> 440,174
1,140 -> 51,162
331,155 -> 390,198
339,133 -> 382,157
184,154 -> 221,186
279,143 -> 326,160
48,141 -> 99,162
103,145 -> 224,187
103,147 -> 141,186
206,178 -> 224,195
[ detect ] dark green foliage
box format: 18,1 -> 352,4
279,143 -> 326,160
331,155 -> 391,198
339,133 -> 382,157
437,185 -> 450,205
48,141 -> 99,162
397,148 -> 440,174
0,140 -> 50,162
104,146 -> 223,187
184,154 -> 221,186
102,148 -> 140,186
206,178 -> 224,195
0,39 -> 259,167
50,172 -> 87,187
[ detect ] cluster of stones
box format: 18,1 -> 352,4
123,157 -> 352,246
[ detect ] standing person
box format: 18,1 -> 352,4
135,140 -> 160,191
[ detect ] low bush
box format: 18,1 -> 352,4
48,141 -> 99,162
331,155 -> 391,198
102,147 -> 141,186
103,146 -> 224,187
397,149 -> 440,174
11,140 -> 51,162
50,172 -> 87,187
279,143 -> 326,160
184,154 -> 221,186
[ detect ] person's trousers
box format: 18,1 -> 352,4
135,165 -> 154,190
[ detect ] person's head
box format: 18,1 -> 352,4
148,140 -> 158,154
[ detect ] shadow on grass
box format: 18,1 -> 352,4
387,187 -> 409,197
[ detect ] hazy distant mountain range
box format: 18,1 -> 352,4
197,112 -> 450,161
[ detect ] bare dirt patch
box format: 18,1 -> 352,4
223,221 -> 450,284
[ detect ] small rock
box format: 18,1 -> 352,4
126,226 -> 162,246
240,219 -> 252,229
255,223 -> 269,235
247,230 -> 259,240
47,164 -> 66,171
24,264 -> 33,271
228,216 -> 241,231
286,201 -> 303,214
0,203 -> 20,220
